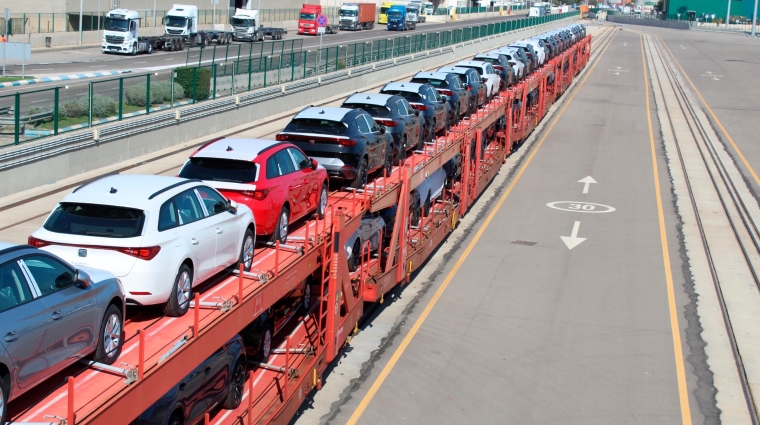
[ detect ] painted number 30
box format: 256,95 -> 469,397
569,204 -> 596,211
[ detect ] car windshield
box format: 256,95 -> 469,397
388,11 -> 402,18
179,158 -> 258,183
477,57 -> 499,65
44,203 -> 145,238
300,13 -> 316,20
165,16 -> 187,28
460,66 -> 484,76
104,17 -> 129,32
285,118 -> 348,135
380,7 -> 390,13
411,78 -> 447,88
383,90 -> 423,102
343,103 -> 391,118
340,9 -> 357,16
231,17 -> 254,26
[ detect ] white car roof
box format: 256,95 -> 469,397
413,71 -> 452,81
64,175 -> 195,210
383,82 -> 425,93
294,107 -> 353,121
475,52 -> 502,59
455,60 -> 489,69
344,93 -> 394,107
194,138 -> 279,162
437,66 -> 470,75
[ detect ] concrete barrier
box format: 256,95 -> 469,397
0,18 -> 575,197
606,15 -> 689,30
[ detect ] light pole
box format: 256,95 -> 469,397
153,0 -> 156,36
725,0 -> 731,28
79,0 -> 83,45
752,0 -> 758,36
97,0 -> 101,41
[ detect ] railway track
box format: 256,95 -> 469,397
644,33 -> 760,424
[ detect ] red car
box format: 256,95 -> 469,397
178,138 -> 328,242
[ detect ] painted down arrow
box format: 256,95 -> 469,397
561,221 -> 587,250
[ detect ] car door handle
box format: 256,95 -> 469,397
4,332 -> 18,342
191,238 -> 199,245
51,311 -> 63,321
205,366 -> 212,374
216,228 -> 223,234
179,383 -> 187,391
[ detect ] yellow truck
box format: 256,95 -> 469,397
379,1 -> 397,24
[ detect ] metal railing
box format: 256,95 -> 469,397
0,11 -> 576,147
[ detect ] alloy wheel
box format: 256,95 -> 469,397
319,187 -> 328,216
177,270 -> 191,307
279,210 -> 289,241
231,362 -> 245,405
262,329 -> 272,359
103,313 -> 122,359
243,235 -> 254,269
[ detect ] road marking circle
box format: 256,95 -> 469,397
546,201 -> 616,213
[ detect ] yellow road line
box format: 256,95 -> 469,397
640,34 -> 693,425
345,29 -> 618,425
658,36 -> 760,189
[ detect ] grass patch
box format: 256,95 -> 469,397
0,76 -> 35,83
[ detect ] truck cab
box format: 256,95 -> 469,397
164,5 -> 198,36
299,4 -> 333,35
102,9 -> 151,54
407,4 -> 424,24
379,2 -> 396,24
387,5 -> 414,31
339,3 -> 376,30
423,2 -> 434,14
232,9 -> 261,40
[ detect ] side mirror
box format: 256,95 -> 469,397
379,126 -> 387,134
480,77 -> 487,83
414,109 -> 420,117
75,269 -> 92,289
311,158 -> 319,170
227,199 -> 238,213
440,96 -> 447,103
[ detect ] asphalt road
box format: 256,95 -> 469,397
293,27 -> 719,425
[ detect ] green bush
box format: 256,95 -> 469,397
54,94 -> 116,119
174,66 -> 211,101
59,98 -> 87,119
125,83 -> 163,106
91,94 -> 117,118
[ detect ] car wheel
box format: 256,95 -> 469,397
348,239 -> 361,272
428,120 -> 436,143
0,373 -> 8,425
239,229 -> 254,271
317,183 -> 328,219
147,43 -> 153,54
302,279 -> 311,310
131,44 -> 138,56
164,264 -> 192,317
395,143 -> 406,166
272,206 -> 289,244
423,192 -> 432,217
416,127 -> 425,151
254,323 -> 273,362
352,158 -> 368,189
444,113 -> 451,133
221,357 -> 246,409
168,412 -> 183,425
95,304 -> 123,364
384,147 -> 393,177
409,199 -> 421,227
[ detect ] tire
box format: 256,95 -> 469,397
429,120 -> 436,143
351,158 -> 368,189
317,183 -> 328,219
147,43 -> 153,54
301,279 -> 311,310
254,323 -> 273,362
395,143 -> 406,166
221,357 -> 246,409
422,192 -> 431,217
131,44 -> 138,56
94,304 -> 123,364
348,239 -> 361,272
272,206 -> 289,244
416,127 -> 425,150
239,229 -> 254,272
384,146 -> 393,177
164,264 -> 192,317
409,199 -> 420,227
168,412 -> 183,425
0,373 -> 8,425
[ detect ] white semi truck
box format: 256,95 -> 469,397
102,5 -> 234,55
230,9 -> 288,41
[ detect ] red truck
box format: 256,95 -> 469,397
298,4 -> 338,35
338,3 -> 377,31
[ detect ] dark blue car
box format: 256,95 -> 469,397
410,71 -> 471,126
438,66 -> 487,110
380,82 -> 450,144
277,106 -> 393,188
341,93 -> 423,164
131,335 -> 246,425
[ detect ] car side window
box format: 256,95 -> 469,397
355,116 -> 371,134
196,186 -> 228,216
366,115 -> 382,133
266,155 -> 280,179
0,261 -> 34,313
274,149 -> 297,176
451,77 -> 462,89
158,199 -> 178,231
22,255 -> 76,296
395,100 -> 406,116
288,147 -> 311,170
402,99 -> 415,115
428,88 -> 440,102
175,189 -> 205,225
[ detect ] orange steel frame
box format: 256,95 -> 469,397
11,35 -> 591,425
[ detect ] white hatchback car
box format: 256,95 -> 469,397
29,175 -> 256,317
453,60 -> 501,99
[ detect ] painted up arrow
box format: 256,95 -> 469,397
561,221 -> 587,250
578,176 -> 597,194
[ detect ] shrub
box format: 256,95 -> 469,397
90,94 -> 117,118
172,82 -> 185,100
59,98 -> 87,119
174,66 -> 211,101
124,83 -> 163,106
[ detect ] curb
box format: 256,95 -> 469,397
0,70 -> 133,89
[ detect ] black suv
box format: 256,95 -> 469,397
380,82 -> 450,144
277,107 -> 392,188
438,66 -> 487,110
410,71 -> 471,126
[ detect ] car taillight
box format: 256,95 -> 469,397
375,119 -> 399,127
437,89 -> 454,96
275,134 -> 287,141
240,189 -> 270,200
493,65 -> 505,71
467,86 -> 472,91
411,103 -> 428,111
28,236 -> 50,248
118,246 -> 161,261
276,133 -> 355,146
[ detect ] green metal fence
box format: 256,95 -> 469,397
0,11 -> 575,147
